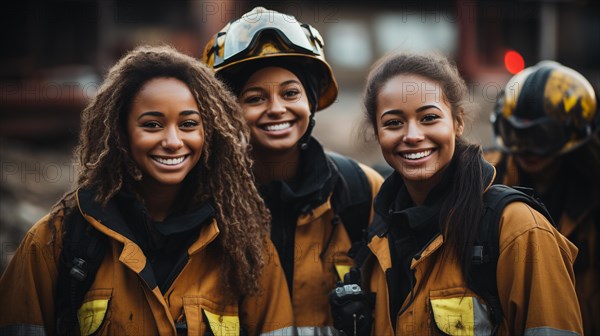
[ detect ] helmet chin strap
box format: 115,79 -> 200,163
298,114 -> 316,150
298,83 -> 319,150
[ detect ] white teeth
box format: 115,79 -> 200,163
264,122 -> 291,131
154,156 -> 185,165
402,150 -> 432,160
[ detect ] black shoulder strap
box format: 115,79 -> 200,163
469,184 -> 555,334
327,151 -> 372,244
55,210 -> 108,335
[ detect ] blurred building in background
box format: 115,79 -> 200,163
1,0 -> 599,271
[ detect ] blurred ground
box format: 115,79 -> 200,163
0,138 -> 76,271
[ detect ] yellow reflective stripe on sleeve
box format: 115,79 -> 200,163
334,264 -> 351,281
204,310 -> 240,336
78,299 -> 109,336
430,297 -> 475,335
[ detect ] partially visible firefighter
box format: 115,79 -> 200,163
486,61 -> 600,335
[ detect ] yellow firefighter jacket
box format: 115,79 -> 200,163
365,158 -> 582,335
486,149 -> 599,335
0,188 -> 294,335
261,139 -> 383,334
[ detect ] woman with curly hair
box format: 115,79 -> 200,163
0,45 -> 293,335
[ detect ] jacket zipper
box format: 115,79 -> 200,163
398,268 -> 416,317
320,214 -> 340,260
394,234 -> 441,327
161,254 -> 190,294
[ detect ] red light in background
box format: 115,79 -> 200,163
504,50 -> 525,74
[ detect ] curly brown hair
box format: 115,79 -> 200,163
51,45 -> 270,300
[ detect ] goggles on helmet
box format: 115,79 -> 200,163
498,115 -> 568,156
212,10 -> 322,69
493,61 -> 598,157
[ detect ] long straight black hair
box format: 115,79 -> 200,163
363,52 -> 485,276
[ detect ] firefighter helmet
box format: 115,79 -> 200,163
492,61 -> 598,156
202,7 -> 338,111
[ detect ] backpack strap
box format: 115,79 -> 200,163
470,184 -> 555,335
326,151 -> 372,245
56,210 -> 107,335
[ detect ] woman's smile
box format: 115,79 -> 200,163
239,67 -> 311,153
151,154 -> 189,167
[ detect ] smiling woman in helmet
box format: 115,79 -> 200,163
486,61 -> 600,335
204,7 -> 384,334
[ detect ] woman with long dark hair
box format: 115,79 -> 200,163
360,52 -> 582,335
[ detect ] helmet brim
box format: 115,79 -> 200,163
215,53 -> 338,112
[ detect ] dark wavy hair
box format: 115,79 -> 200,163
363,52 -> 484,276
50,45 -> 270,301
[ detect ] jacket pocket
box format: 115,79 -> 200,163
77,288 -> 112,336
429,287 -> 492,336
183,296 -> 240,336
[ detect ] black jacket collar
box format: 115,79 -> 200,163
258,137 -> 338,215
371,153 -> 496,238
77,187 -> 215,245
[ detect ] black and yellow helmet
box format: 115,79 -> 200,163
202,6 -> 338,111
492,61 -> 598,156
